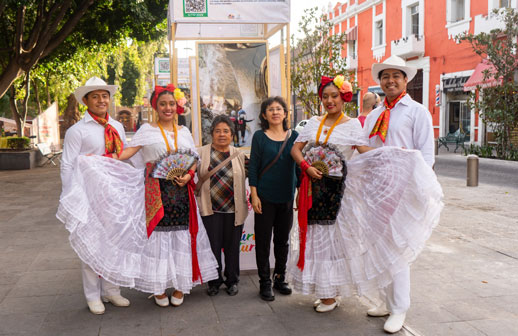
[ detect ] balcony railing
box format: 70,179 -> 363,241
391,34 -> 425,59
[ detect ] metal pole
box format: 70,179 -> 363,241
434,138 -> 439,156
466,154 -> 479,187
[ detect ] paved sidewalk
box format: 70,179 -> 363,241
0,166 -> 517,336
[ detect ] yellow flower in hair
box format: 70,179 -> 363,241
174,88 -> 185,101
333,75 -> 345,90
333,75 -> 352,93
174,88 -> 187,107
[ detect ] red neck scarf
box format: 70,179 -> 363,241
369,91 -> 406,143
88,111 -> 124,156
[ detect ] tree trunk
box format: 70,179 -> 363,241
33,78 -> 42,115
20,71 -> 31,136
62,93 -> 80,137
9,86 -> 22,136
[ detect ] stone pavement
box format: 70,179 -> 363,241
0,164 -> 518,336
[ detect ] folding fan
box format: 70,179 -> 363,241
151,149 -> 198,181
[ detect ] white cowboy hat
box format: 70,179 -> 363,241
371,55 -> 417,84
74,76 -> 118,105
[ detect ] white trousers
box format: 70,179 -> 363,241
381,265 -> 411,314
81,261 -> 120,302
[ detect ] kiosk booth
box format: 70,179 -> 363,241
167,0 -> 292,269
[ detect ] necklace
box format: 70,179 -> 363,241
157,121 -> 178,152
316,113 -> 344,145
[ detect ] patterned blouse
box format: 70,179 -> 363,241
209,149 -> 235,213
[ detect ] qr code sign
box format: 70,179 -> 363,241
185,0 -> 206,13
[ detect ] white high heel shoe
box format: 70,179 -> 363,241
170,291 -> 184,307
148,294 -> 169,307
315,298 -> 340,313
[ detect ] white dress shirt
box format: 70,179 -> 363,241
60,112 -> 127,194
364,94 -> 435,167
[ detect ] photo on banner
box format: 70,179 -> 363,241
196,41 -> 269,147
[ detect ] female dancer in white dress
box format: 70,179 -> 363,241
57,85 -> 218,307
289,76 -> 443,312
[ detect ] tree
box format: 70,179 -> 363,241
291,7 -> 352,117
0,0 -> 169,134
460,8 -> 518,159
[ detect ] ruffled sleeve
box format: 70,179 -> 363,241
127,124 -> 164,148
295,116 -> 319,143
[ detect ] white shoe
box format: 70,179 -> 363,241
153,295 -> 170,307
87,300 -> 105,315
314,295 -> 341,307
170,293 -> 184,307
384,313 -> 406,333
101,295 -> 130,307
367,304 -> 390,317
315,299 -> 340,313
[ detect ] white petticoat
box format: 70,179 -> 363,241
288,146 -> 443,299
57,155 -> 219,294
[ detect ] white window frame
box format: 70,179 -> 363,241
488,0 -> 517,10
401,0 -> 424,37
401,0 -> 424,38
446,0 -> 471,39
371,2 -> 386,61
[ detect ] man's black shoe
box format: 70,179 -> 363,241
207,285 -> 219,296
226,284 -> 239,296
273,274 -> 292,295
259,283 -> 275,301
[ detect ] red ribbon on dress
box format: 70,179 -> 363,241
151,84 -> 185,115
187,178 -> 202,282
297,171 -> 313,271
369,90 -> 406,143
144,163 -> 164,237
88,111 -> 124,156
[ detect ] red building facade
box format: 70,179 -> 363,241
327,0 -> 517,144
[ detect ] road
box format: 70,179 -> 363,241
434,149 -> 518,190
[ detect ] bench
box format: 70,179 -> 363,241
438,130 -> 466,153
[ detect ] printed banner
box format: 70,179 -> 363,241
171,0 -> 290,23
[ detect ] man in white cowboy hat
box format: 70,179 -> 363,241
60,76 -> 130,315
363,55 -> 435,333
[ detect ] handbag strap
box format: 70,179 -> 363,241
195,149 -> 240,193
259,129 -> 292,180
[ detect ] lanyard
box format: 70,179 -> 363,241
315,112 -> 344,145
157,122 -> 178,152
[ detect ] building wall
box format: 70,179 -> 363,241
327,0 -> 516,142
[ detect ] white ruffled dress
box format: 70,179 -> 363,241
288,117 -> 443,299
57,123 -> 218,295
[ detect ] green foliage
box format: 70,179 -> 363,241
463,142 -> 518,161
0,0 -> 169,117
291,7 -> 353,117
6,136 -> 30,150
459,8 -> 518,160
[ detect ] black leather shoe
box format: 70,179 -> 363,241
273,274 -> 292,295
207,285 -> 219,296
226,284 -> 239,296
259,283 -> 275,301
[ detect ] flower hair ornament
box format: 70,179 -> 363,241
318,75 -> 353,102
151,84 -> 187,114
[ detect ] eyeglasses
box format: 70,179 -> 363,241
266,107 -> 284,113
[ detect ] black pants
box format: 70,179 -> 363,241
202,213 -> 243,288
254,197 -> 294,284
